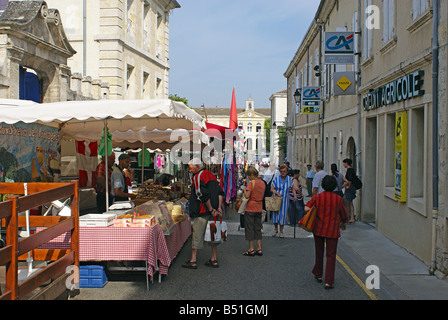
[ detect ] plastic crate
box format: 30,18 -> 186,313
79,265 -> 108,288
79,213 -> 117,227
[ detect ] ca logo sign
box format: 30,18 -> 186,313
326,34 -> 354,51
365,5 -> 380,30
365,265 -> 380,289
303,88 -> 321,98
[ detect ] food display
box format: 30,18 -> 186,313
113,213 -> 134,227
135,180 -> 171,201
171,204 -> 186,223
102,177 -> 189,232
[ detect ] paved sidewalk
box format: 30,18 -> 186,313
337,221 -> 448,300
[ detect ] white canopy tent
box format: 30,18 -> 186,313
0,98 -> 207,209
0,99 -> 205,134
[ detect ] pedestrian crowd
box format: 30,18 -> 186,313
182,157 -> 360,290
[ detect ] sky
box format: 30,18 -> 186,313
168,0 -> 321,110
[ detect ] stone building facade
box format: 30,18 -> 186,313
45,0 -> 180,100
0,1 -> 109,102
269,90 -> 287,166
284,0 -> 360,212
285,0 -> 448,279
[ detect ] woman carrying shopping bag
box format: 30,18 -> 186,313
241,167 -> 266,256
304,175 -> 348,289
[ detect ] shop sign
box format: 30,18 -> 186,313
394,113 -> 407,202
301,86 -> 321,114
324,32 -> 355,64
363,71 -> 425,111
334,72 -> 356,96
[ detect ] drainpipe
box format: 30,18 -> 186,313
357,0 -> 363,219
430,0 -> 439,274
318,23 -> 324,163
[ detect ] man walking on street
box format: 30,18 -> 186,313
312,160 -> 328,196
306,164 -> 315,197
183,158 -> 224,269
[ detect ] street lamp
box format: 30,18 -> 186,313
293,88 -> 302,106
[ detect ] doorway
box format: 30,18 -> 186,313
19,66 -> 41,103
362,117 -> 378,222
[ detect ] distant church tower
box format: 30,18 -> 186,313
245,97 -> 254,112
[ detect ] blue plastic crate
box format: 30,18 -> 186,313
80,265 -> 108,288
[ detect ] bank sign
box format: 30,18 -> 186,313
324,32 -> 355,64
363,71 -> 425,111
301,87 -> 321,114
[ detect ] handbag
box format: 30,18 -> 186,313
265,195 -> 282,211
298,206 -> 317,232
204,215 -> 227,243
237,180 -> 255,214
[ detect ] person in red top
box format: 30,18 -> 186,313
305,175 -> 348,289
183,158 -> 224,269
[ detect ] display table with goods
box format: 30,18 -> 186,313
133,180 -> 188,206
37,200 -> 190,290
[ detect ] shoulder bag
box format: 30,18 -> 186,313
299,196 -> 318,232
238,180 -> 255,214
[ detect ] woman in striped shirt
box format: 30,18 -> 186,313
270,165 -> 293,238
305,175 -> 348,289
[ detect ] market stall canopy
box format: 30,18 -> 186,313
0,99 -> 206,141
204,122 -> 229,139
112,129 -> 210,149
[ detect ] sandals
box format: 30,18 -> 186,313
243,249 -> 263,256
205,259 -> 219,268
243,250 -> 255,256
182,261 -> 197,269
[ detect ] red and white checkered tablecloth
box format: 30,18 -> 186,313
36,219 -> 191,279
79,224 -> 171,278
37,224 -> 171,279
165,218 -> 191,261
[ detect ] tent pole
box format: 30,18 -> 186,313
141,143 -> 145,184
104,119 -> 109,212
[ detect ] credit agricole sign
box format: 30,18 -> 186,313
363,71 -> 424,111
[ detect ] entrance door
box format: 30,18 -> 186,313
19,66 -> 41,103
362,118 -> 378,223
346,137 -> 357,173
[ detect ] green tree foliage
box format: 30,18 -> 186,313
169,94 -> 189,107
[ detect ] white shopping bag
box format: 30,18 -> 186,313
204,215 -> 227,243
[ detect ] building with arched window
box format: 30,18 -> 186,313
196,97 -> 270,162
